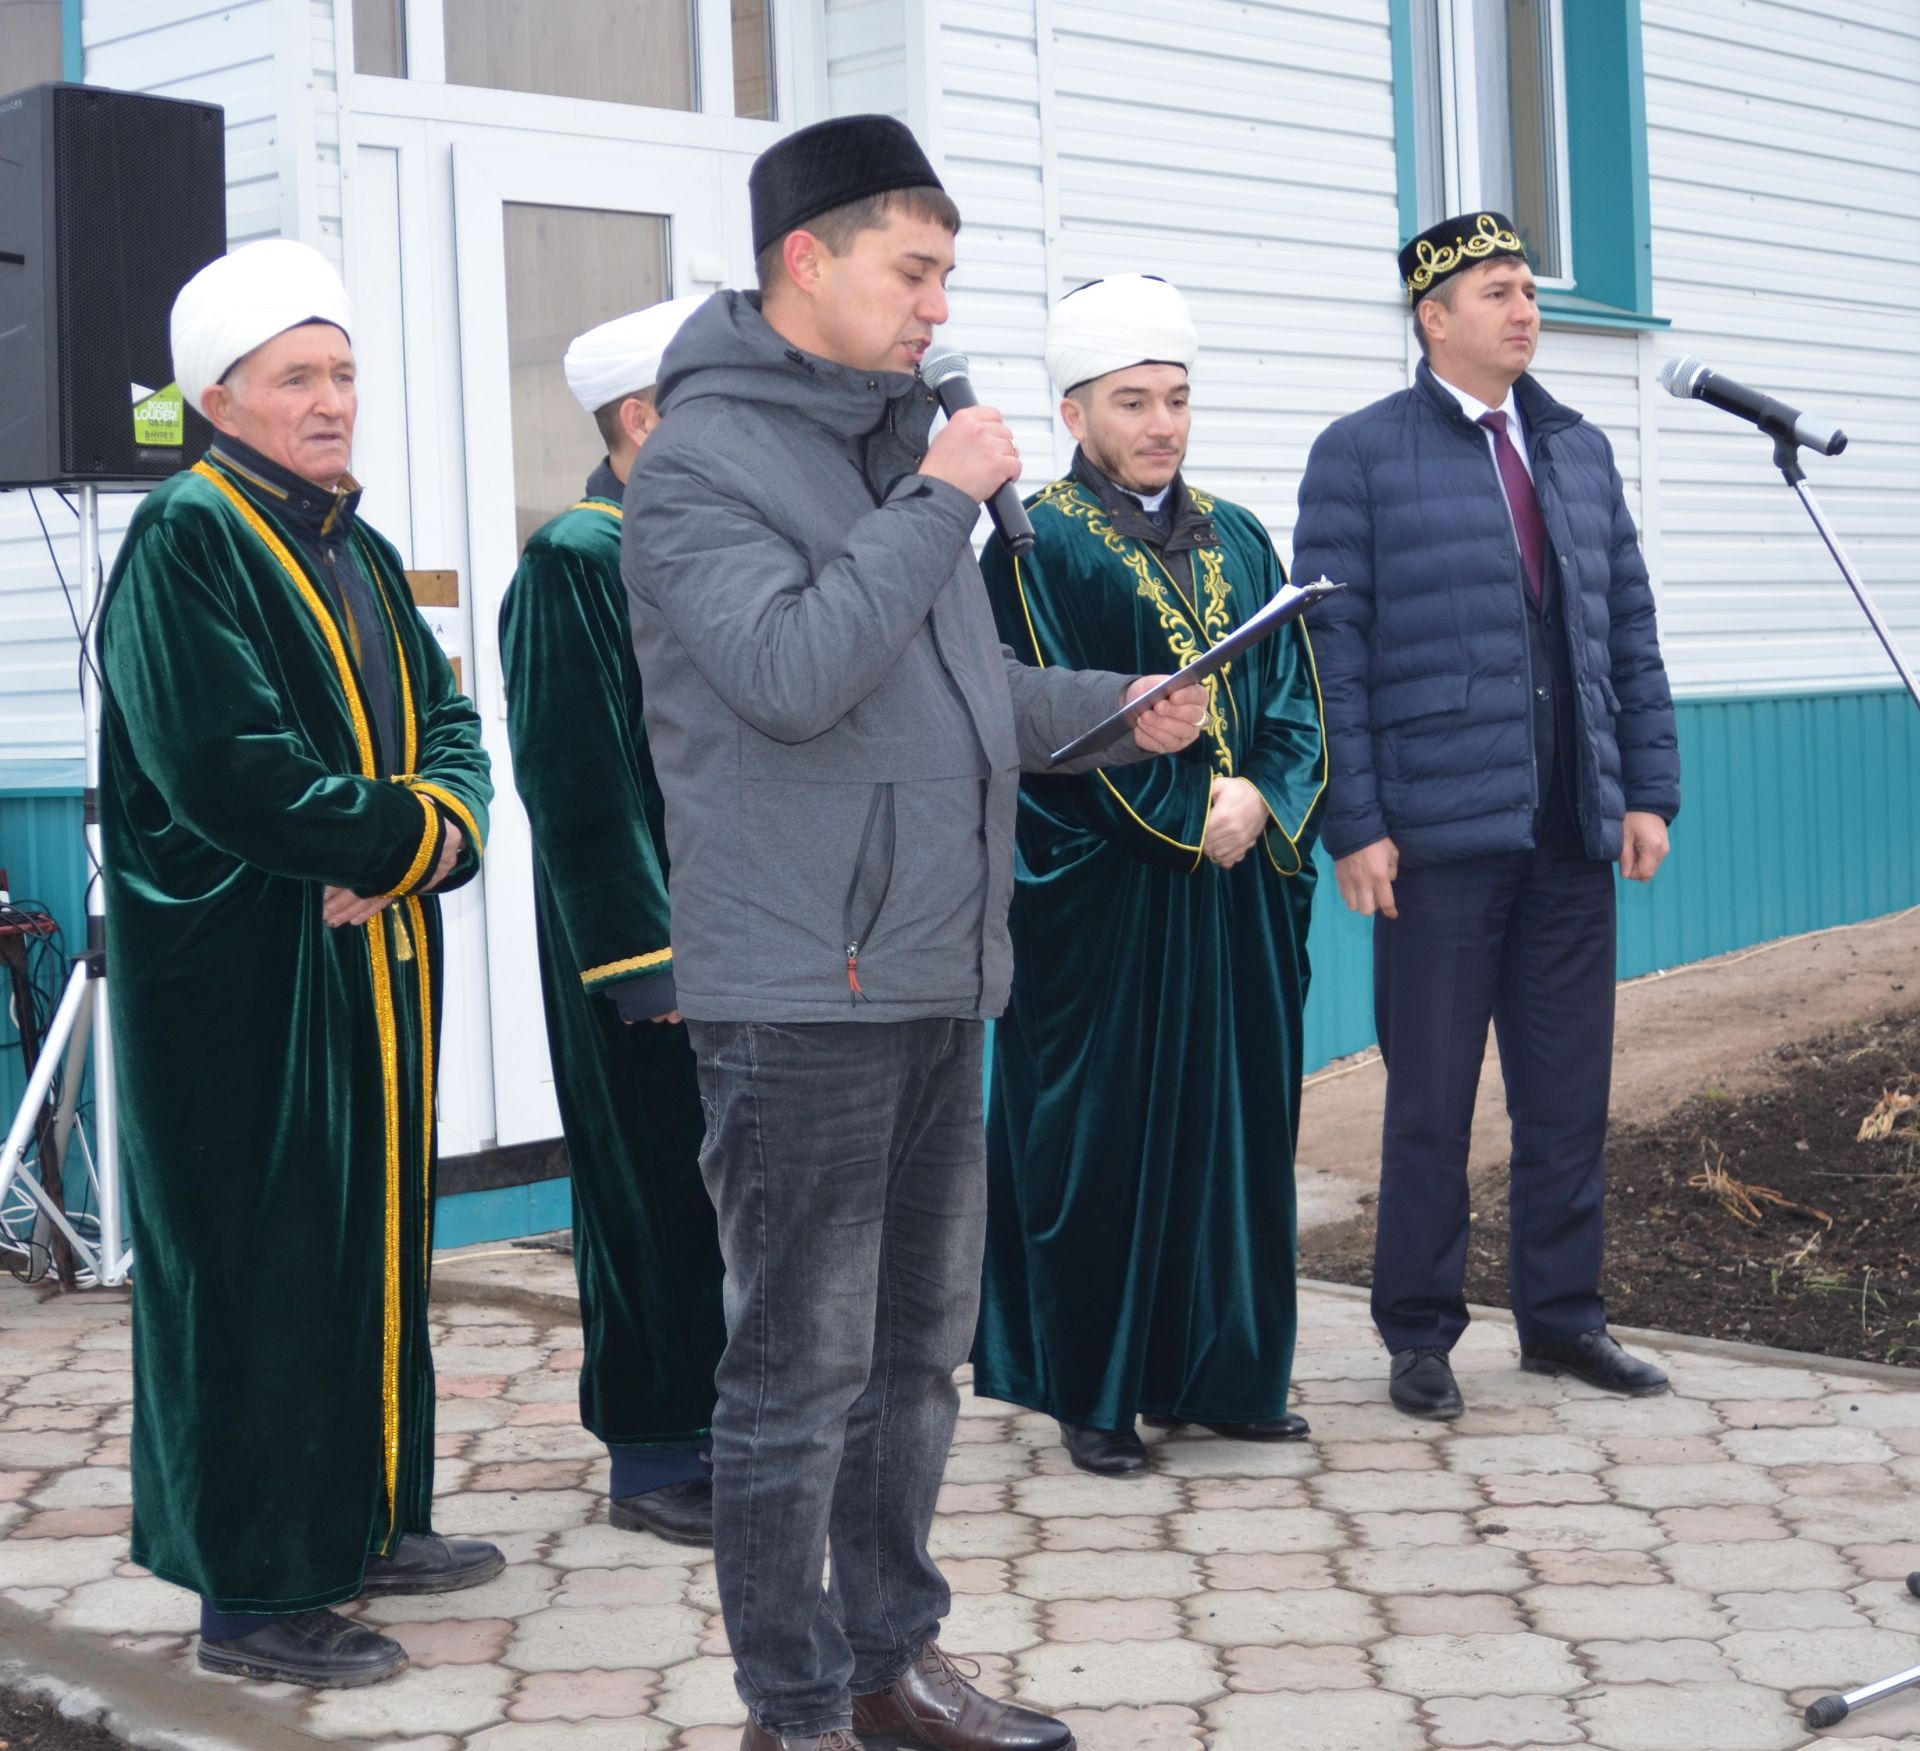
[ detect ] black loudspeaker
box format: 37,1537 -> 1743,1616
0,83 -> 226,490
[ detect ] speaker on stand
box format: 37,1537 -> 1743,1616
0,82 -> 227,1289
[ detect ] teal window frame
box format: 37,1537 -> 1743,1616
62,0 -> 80,78
1389,0 -> 1668,333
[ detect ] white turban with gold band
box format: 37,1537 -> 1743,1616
170,239 -> 354,412
564,296 -> 708,413
1044,273 -> 1198,397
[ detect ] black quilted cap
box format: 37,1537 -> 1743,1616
750,115 -> 945,257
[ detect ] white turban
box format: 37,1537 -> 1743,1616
170,239 -> 354,412
1045,273 -> 1198,397
564,296 -> 707,413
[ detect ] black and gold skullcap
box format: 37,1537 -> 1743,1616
1398,211 -> 1528,306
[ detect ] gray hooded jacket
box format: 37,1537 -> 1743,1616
621,291 -> 1135,1023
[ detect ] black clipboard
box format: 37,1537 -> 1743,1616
1048,576 -> 1347,767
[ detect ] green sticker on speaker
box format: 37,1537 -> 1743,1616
133,381 -> 185,447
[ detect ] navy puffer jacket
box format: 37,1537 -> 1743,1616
1293,363 -> 1680,865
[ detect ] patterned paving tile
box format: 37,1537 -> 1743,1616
0,1277 -> 1912,1751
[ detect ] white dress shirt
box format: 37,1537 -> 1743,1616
1431,372 -> 1534,481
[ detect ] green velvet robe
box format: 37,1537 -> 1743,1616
498,482 -> 724,1447
971,475 -> 1327,1430
99,456 -> 491,1612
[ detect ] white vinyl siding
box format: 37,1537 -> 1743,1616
825,0 -> 911,119
0,0 -> 343,767
85,0 -> 285,247
931,0 -> 1415,565
1643,0 -> 1920,694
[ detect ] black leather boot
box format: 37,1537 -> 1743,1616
1520,1328 -> 1669,1395
359,1532 -> 506,1596
1389,1347 -> 1465,1419
1142,1414 -> 1311,1442
198,1608 -> 407,1687
1058,1422 -> 1149,1478
610,1475 -> 715,1545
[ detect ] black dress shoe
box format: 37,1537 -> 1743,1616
1389,1347 -> 1465,1420
1520,1328 -> 1669,1396
854,1641 -> 1074,1749
739,1724 -> 866,1750
1059,1422 -> 1149,1478
198,1608 -> 408,1687
610,1475 -> 715,1545
359,1531 -> 506,1596
1141,1414 -> 1311,1442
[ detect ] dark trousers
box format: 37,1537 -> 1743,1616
1370,792 -> 1616,1353
685,1017 -> 987,1738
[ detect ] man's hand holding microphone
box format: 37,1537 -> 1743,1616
920,402 -> 1207,755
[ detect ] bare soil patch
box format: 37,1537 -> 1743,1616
1302,1007 -> 1920,1368
0,1688 -> 123,1751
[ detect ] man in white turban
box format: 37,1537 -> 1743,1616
971,273 -> 1331,1478
498,294 -> 725,1548
99,237 -> 498,1686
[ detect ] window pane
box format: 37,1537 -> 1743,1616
502,204 -> 670,553
732,0 -> 775,120
354,0 -> 407,77
445,0 -> 694,112
1408,0 -> 1447,230
1469,0 -> 1517,220
1503,0 -> 1562,278
0,0 -> 64,86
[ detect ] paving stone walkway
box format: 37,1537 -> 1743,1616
1,1272 -> 1917,1750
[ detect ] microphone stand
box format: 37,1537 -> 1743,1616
0,484 -> 131,1291
1771,433 -> 1920,713
1780,418 -> 1920,1735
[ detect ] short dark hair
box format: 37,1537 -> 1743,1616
593,387 -> 656,452
754,185 -> 962,294
1410,274 -> 1464,359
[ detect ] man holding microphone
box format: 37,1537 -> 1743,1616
623,115 -> 1207,1751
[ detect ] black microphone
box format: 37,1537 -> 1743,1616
1658,354 -> 1847,458
919,343 -> 1035,556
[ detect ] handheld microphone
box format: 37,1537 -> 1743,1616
1658,354 -> 1847,458
919,344 -> 1036,556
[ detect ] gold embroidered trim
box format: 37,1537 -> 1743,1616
407,781 -> 485,859
407,894 -> 434,1289
389,794 -> 439,898
360,533 -> 419,778
571,499 -> 623,519
1405,212 -> 1524,298
197,458 -> 409,1540
581,946 -> 673,986
367,906 -> 403,1546
191,461 -> 376,778
1010,549 -> 1206,868
1031,480 -> 1234,775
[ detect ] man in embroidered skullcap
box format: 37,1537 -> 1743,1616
498,295 -> 724,1549
624,116 -> 1211,1751
969,273 -> 1328,1479
1293,211 -> 1681,1420
99,237 -> 497,1686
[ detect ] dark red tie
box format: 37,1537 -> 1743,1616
1479,410 -> 1545,602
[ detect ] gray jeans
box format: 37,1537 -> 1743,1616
686,1018 -> 987,1737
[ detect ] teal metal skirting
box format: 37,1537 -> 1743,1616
1297,687 -> 1920,1070
434,1177 -> 573,1253
6,688 -> 1917,1247
0,788 -> 89,1123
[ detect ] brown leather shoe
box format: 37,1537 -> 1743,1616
738,1720 -> 865,1749
852,1643 -> 1074,1749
